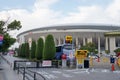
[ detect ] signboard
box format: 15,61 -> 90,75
110,57 -> 115,63
65,36 -> 72,41
26,62 -> 31,65
68,52 -> 74,59
65,36 -> 72,43
75,50 -> 88,59
75,50 -> 88,65
42,60 -> 52,67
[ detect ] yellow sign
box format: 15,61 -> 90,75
77,59 -> 84,64
65,36 -> 72,41
75,50 -> 88,59
75,50 -> 88,65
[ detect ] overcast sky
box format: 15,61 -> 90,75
0,0 -> 120,38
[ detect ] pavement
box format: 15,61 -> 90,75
0,54 -> 23,80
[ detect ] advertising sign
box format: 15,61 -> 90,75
42,60 -> 52,67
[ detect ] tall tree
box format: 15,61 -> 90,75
0,19 -> 22,52
35,38 -> 44,60
30,40 -> 36,59
43,34 -> 56,60
24,43 -> 29,58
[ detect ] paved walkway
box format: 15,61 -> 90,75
0,54 -> 23,80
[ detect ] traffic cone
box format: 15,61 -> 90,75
111,64 -> 115,71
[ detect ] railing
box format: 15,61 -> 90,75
0,54 -> 11,66
14,60 -> 61,80
17,63 -> 46,80
13,60 -> 61,70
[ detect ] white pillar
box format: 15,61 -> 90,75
105,37 -> 108,50
87,37 -> 92,43
98,37 -> 101,57
28,38 -> 32,48
58,37 -> 61,45
109,37 -> 116,53
76,37 -> 78,47
83,37 -> 86,46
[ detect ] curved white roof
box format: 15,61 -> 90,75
17,24 -> 120,37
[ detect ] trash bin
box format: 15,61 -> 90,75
84,60 -> 89,68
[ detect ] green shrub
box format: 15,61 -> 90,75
30,40 -> 36,59
43,34 -> 56,60
25,43 -> 29,58
35,38 -> 44,60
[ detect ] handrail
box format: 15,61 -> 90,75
0,54 -> 11,65
27,69 -> 46,80
17,63 -> 46,80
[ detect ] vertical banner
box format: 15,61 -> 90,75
0,35 -> 3,45
0,35 -> 3,41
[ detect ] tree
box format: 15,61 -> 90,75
24,43 -> 29,58
30,40 -> 36,59
35,38 -> 44,60
21,43 -> 26,57
80,42 -> 96,54
114,48 -> 120,56
17,45 -> 22,57
43,34 -> 56,60
0,19 -> 22,52
0,33 -> 16,52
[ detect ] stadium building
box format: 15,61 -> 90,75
17,24 -> 120,54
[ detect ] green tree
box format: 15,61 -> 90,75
35,38 -> 44,60
21,43 -> 26,57
80,42 -> 96,54
0,20 -> 22,52
0,33 -> 16,52
18,45 -> 22,57
24,43 -> 29,58
43,34 -> 56,60
20,44 -> 24,57
30,40 -> 36,59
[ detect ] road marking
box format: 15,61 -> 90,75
38,71 -> 58,79
113,71 -> 120,73
101,69 -> 110,72
52,71 -> 62,74
62,73 -> 73,78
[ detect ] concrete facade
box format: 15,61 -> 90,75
17,25 -> 120,53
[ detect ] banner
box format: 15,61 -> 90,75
0,35 -> 3,41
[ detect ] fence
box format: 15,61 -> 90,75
16,63 -> 46,80
13,60 -> 61,70
14,60 -> 61,80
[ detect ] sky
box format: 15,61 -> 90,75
0,0 -> 120,38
